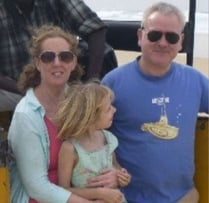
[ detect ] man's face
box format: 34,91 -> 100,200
137,12 -> 183,69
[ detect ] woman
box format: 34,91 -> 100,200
8,25 -> 112,203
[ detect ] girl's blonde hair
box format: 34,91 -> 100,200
56,81 -> 114,139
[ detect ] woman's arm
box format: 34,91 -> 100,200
67,194 -> 106,203
9,113 -> 70,203
87,151 -> 131,188
86,153 -> 130,189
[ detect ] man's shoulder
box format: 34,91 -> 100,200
105,59 -> 137,76
173,61 -> 206,76
102,59 -> 137,87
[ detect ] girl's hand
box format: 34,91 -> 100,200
117,168 -> 131,187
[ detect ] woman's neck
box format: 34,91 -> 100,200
35,85 -> 64,118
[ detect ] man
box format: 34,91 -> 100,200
0,0 -> 117,111
102,2 -> 209,203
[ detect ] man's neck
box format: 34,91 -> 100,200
139,57 -> 170,76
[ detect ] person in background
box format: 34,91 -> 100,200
102,2 -> 209,203
8,24 -> 114,203
0,0 -> 117,112
56,82 -> 131,203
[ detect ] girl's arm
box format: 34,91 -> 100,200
58,141 -> 123,203
112,153 -> 131,187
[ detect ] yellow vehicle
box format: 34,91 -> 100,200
0,122 -> 10,203
194,116 -> 208,203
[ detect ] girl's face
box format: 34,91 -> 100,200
96,95 -> 116,129
35,37 -> 77,89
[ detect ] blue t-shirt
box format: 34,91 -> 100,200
102,58 -> 209,203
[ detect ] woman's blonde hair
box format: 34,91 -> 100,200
17,24 -> 83,94
56,81 -> 114,139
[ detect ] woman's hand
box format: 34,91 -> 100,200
96,188 -> 123,203
87,168 -> 118,188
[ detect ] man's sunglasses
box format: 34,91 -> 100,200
145,30 -> 180,44
39,51 -> 75,63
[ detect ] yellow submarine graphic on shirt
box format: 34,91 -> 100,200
141,103 -> 179,139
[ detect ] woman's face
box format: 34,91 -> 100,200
35,37 -> 77,89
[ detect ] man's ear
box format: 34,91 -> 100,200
178,33 -> 185,52
71,56 -> 78,71
137,28 -> 143,47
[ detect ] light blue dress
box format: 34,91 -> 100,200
71,130 -> 127,203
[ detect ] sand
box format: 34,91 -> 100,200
115,51 -> 209,77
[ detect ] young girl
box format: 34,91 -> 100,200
56,81 -> 131,203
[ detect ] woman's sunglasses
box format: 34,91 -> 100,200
39,51 -> 75,63
145,30 -> 180,44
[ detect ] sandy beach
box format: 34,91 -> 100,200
116,51 -> 209,77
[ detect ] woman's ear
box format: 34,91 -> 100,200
34,57 -> 41,71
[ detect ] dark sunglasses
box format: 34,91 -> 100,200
39,51 -> 75,63
145,30 -> 180,44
